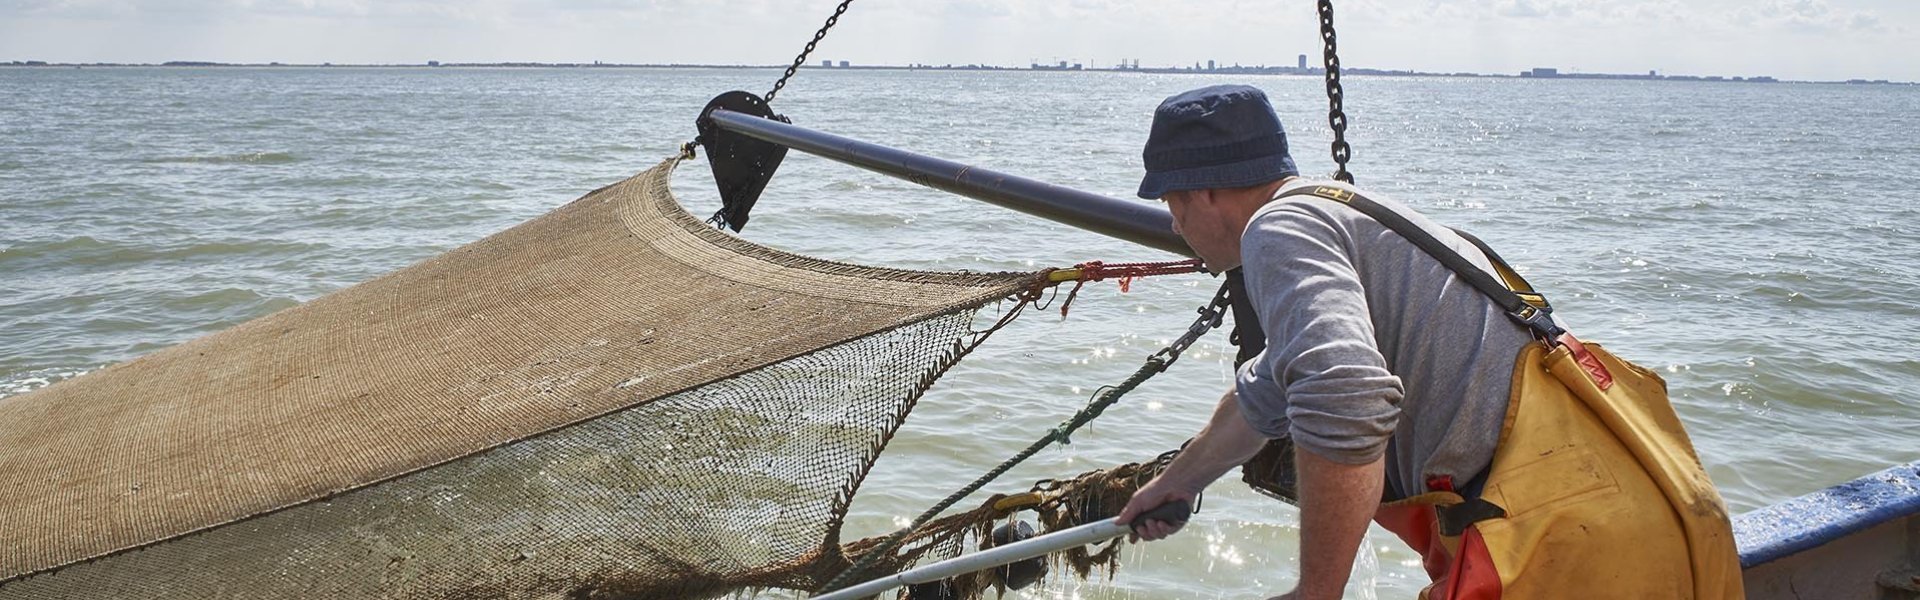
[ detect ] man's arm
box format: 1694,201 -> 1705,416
1117,387 -> 1267,539
1293,447 -> 1385,600
1234,204 -> 1401,596
1116,391 -> 1387,599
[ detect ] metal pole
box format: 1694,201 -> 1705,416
705,109 -> 1193,257
810,500 -> 1191,600
810,518 -> 1128,600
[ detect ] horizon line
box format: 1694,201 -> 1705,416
1,60 -> 1912,86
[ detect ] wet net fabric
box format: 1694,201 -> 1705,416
0,158 -> 1037,598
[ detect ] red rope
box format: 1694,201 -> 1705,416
1058,258 -> 1207,317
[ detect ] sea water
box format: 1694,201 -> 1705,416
2,67 -> 1916,598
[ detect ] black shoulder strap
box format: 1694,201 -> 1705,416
1274,184 -> 1565,341
1448,227 -> 1550,311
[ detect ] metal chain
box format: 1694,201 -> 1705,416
813,282 -> 1232,595
1151,283 -> 1232,365
1318,0 -> 1355,184
765,0 -> 856,104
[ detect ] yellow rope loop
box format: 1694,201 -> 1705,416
991,492 -> 1047,513
1045,267 -> 1085,283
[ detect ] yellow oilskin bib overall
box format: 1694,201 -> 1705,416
1268,185 -> 1744,599
1375,337 -> 1743,599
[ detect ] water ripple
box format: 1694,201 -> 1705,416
142,151 -> 300,165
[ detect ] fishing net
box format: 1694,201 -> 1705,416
0,157 -> 1123,599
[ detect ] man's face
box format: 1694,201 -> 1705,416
1162,189 -> 1243,272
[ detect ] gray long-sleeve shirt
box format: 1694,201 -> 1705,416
1233,179 -> 1532,499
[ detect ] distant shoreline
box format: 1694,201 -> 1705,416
1,61 -> 1910,86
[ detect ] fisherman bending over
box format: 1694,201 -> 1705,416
1115,85 -> 1742,599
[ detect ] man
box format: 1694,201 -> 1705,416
1114,85 -> 1741,599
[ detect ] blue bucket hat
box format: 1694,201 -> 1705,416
1137,84 -> 1299,200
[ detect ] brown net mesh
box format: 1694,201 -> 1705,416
0,158 -> 1047,598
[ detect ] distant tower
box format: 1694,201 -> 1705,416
1297,54 -> 1308,70
839,60 -> 850,68
822,60 -> 832,67
1207,59 -> 1215,71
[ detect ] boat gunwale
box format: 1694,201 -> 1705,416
1733,460 -> 1920,568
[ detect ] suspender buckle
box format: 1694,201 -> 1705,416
1513,304 -> 1567,342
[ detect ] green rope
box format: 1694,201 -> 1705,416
814,282 -> 1232,594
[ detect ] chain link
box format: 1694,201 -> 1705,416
1150,282 -> 1233,366
765,0 -> 855,104
1318,0 -> 1355,184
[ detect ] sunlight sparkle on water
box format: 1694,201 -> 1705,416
1351,535 -> 1380,600
1203,530 -> 1244,570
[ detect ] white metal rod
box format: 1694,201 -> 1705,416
810,518 -> 1130,600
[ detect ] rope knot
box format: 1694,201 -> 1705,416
1052,258 -> 1206,318
1050,426 -> 1074,445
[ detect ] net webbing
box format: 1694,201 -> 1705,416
0,158 -> 1039,598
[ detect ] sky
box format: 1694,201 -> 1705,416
1,0 -> 1915,81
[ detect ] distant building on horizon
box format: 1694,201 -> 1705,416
1298,54 -> 1308,70
838,60 -> 850,68
822,60 -> 831,67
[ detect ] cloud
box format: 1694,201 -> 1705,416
1420,0 -> 1689,25
1733,0 -> 1890,34
0,0 -> 133,18
943,0 -> 1011,19
1370,0 -> 1896,39
1496,0 -> 1551,19
0,0 -> 471,21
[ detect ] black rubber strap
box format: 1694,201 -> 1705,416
1274,185 -> 1558,338
1449,227 -> 1548,310
1224,268 -> 1266,366
1435,497 -> 1508,537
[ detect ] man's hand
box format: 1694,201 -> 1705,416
1115,474 -> 1202,541
1119,388 -> 1270,542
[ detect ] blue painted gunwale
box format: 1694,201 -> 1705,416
1733,460 -> 1920,568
